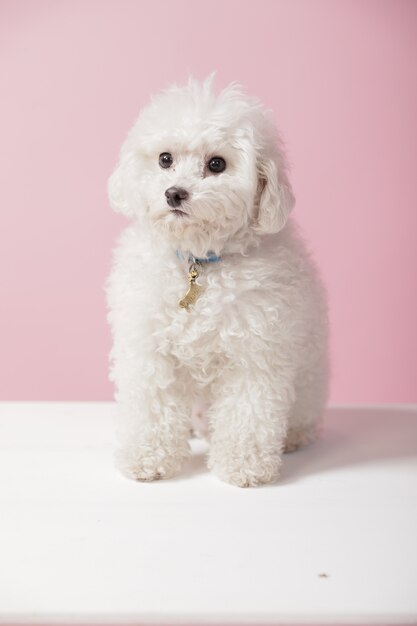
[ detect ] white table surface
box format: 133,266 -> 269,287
0,402 -> 416,625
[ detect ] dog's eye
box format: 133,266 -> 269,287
159,152 -> 173,169
208,156 -> 226,174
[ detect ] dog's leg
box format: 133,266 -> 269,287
113,356 -> 191,482
207,367 -> 294,487
285,357 -> 328,452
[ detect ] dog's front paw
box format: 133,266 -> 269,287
208,444 -> 282,487
115,442 -> 190,482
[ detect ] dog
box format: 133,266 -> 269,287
106,76 -> 328,487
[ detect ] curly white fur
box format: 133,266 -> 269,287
106,76 -> 328,487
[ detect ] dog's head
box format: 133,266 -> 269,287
109,76 -> 295,257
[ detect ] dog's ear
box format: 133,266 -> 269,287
255,156 -> 295,234
108,152 -> 136,217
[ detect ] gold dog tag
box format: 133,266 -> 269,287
179,264 -> 202,309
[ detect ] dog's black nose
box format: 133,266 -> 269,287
165,186 -> 189,208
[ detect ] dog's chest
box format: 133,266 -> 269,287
149,264 -> 249,373
149,261 -> 235,364
145,255 -> 274,365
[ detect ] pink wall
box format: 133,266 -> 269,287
1,0 -> 416,402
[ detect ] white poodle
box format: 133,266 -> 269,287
106,76 -> 328,487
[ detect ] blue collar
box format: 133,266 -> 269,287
176,250 -> 222,264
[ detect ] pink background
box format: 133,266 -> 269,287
1,0 -> 416,402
